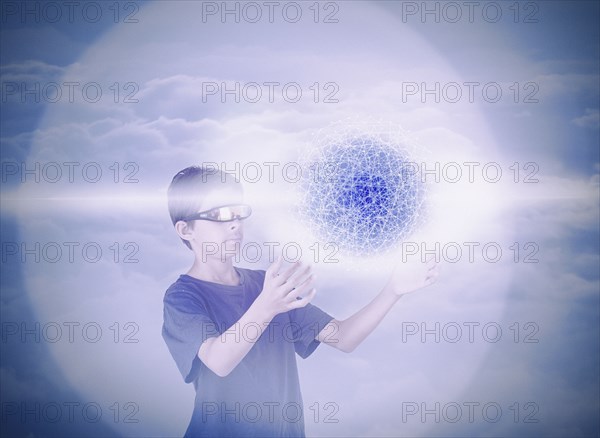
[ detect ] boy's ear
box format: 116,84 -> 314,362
174,220 -> 194,243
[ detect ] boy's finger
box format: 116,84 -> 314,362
425,267 -> 439,283
287,289 -> 317,310
284,275 -> 315,302
267,255 -> 284,278
286,262 -> 312,285
425,275 -> 437,286
280,260 -> 305,281
425,254 -> 437,266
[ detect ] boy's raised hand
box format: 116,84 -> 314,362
385,254 -> 440,297
255,256 -> 317,319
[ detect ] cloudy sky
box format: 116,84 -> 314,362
1,1 -> 598,437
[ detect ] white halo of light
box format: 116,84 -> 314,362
13,1 -> 517,436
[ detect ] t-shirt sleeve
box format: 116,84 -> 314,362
162,290 -> 220,383
288,303 -> 335,359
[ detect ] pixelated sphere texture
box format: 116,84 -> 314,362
298,123 -> 427,256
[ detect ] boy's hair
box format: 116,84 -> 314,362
168,166 -> 240,250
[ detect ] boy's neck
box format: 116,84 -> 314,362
187,257 -> 240,286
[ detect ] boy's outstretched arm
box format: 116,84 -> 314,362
317,256 -> 440,353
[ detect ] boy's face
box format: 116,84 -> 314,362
181,185 -> 246,260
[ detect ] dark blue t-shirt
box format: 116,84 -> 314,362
162,267 -> 334,437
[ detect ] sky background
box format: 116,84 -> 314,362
1,1 -> 598,437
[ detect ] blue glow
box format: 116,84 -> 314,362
299,131 -> 426,255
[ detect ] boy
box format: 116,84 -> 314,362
162,166 -> 439,437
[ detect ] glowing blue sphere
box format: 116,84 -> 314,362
298,124 -> 426,256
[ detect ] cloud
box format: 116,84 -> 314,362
0,26 -> 85,64
572,108 -> 600,129
533,73 -> 599,100
0,60 -> 67,80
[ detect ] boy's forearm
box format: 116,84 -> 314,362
326,286 -> 401,353
199,260 -> 317,377
198,301 -> 274,377
326,257 -> 440,352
